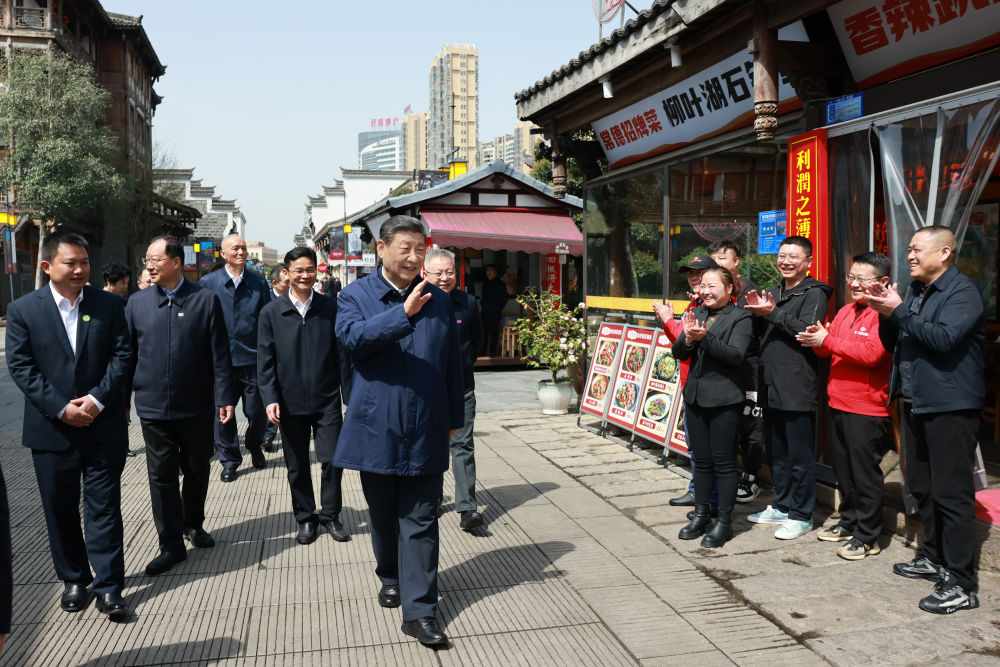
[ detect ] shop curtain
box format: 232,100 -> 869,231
829,130 -> 873,306
874,99 -> 1000,284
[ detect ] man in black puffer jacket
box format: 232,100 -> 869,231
744,235 -> 832,541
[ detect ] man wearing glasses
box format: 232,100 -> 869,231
425,248 -> 485,531
257,248 -> 350,545
744,235 -> 832,540
126,236 -> 235,576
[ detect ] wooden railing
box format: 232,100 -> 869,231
14,7 -> 46,29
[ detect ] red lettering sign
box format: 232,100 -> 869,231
787,129 -> 830,283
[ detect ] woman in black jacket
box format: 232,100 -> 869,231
672,267 -> 752,547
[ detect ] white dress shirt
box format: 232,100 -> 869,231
49,282 -> 104,417
289,290 -> 314,319
226,266 -> 244,290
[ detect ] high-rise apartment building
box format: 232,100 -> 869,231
357,130 -> 403,171
428,44 -> 479,170
401,110 -> 429,171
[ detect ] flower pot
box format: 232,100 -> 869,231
537,380 -> 575,415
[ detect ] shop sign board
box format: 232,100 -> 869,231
787,129 -> 831,283
632,331 -> 683,446
542,253 -> 561,297
825,92 -> 863,125
591,23 -> 808,169
329,228 -> 346,261
757,209 -> 787,255
3,227 -> 15,274
362,252 -> 377,266
605,326 -> 657,431
182,244 -> 197,270
580,322 -> 626,419
828,0 -> 1000,89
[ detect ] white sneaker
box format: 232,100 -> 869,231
775,519 -> 813,540
747,505 -> 788,524
735,473 -> 760,503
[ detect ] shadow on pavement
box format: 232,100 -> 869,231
479,482 -> 559,523
76,637 -> 243,666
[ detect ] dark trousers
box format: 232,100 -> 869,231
140,414 -> 215,554
450,390 -> 478,512
215,364 -> 266,467
686,402 -> 741,511
280,409 -> 344,525
31,442 -> 125,595
0,463 -> 11,634
360,472 -> 442,621
262,420 -> 279,445
768,409 -> 816,522
830,409 -> 891,545
902,404 -> 979,591
738,381 -> 765,476
483,313 -> 502,356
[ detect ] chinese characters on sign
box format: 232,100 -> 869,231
757,210 -> 787,255
786,129 -> 831,283
370,117 -> 400,128
591,23 -> 807,168
542,253 -> 561,298
581,323 -> 626,420
829,0 -> 1000,88
605,326 -> 657,432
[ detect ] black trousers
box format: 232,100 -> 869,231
31,441 -> 125,595
768,409 -> 816,523
215,364 -> 266,468
140,413 -> 215,554
902,404 -> 979,591
0,463 -> 10,634
738,373 -> 765,476
280,410 -> 343,525
686,402 -> 741,511
829,409 -> 891,545
483,313 -> 502,356
360,472 -> 442,621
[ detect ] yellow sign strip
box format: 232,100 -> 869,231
585,295 -> 689,313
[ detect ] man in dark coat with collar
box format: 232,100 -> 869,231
5,231 -> 132,620
335,216 -> 464,648
126,235 -> 235,577
199,234 -> 272,480
868,225 -> 984,615
257,247 -> 350,545
424,247 -> 484,531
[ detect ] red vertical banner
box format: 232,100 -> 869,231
542,253 -> 561,298
787,128 -> 830,283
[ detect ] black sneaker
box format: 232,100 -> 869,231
919,577 -> 979,614
735,473 -> 760,503
893,554 -> 944,581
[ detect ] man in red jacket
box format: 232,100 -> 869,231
797,251 -> 893,560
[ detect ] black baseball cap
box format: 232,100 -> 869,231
679,255 -> 718,272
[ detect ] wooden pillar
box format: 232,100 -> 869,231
750,2 -> 778,141
551,134 -> 567,199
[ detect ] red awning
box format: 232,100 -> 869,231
421,210 -> 582,255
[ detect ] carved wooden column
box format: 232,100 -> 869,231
551,134 -> 567,199
750,2 -> 778,141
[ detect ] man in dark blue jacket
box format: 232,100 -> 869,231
258,247 -> 350,545
336,216 -> 464,648
5,231 -> 132,620
425,247 -> 484,531
127,235 -> 235,577
868,225 -> 984,614
199,234 -> 272,480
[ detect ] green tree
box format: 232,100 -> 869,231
0,48 -> 128,286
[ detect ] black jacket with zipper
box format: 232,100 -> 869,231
758,276 -> 833,412
257,291 -> 350,415
673,302 -> 753,408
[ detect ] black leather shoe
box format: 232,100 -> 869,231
220,466 -> 238,483
679,504 -> 713,540
321,518 -> 350,542
686,506 -> 719,520
262,440 -> 274,453
401,616 -> 447,647
296,521 -> 318,545
95,591 -> 129,621
701,508 -> 733,548
144,550 -> 186,576
125,449 -> 137,458
669,491 -> 696,506
183,527 -> 216,549
60,583 -> 90,612
250,448 -> 266,470
378,583 -> 401,608
459,510 -> 484,531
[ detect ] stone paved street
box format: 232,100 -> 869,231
0,362 -> 998,665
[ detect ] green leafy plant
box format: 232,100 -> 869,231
513,290 -> 587,384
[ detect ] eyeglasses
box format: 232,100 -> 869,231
143,256 -> 171,266
290,268 -> 317,276
425,270 -> 455,279
776,254 -> 810,263
845,274 -> 878,286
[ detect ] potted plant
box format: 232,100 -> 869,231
513,290 -> 587,414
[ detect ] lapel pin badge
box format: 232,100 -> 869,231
82,315 -> 91,322
178,312 -> 185,317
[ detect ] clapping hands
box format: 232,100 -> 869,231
682,310 -> 707,341
796,320 -> 828,348
651,300 -> 674,324
744,290 -> 776,316
864,281 -> 902,315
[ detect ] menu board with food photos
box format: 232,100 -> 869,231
632,331 -> 683,446
580,323 -> 626,419
605,326 -> 657,431
666,401 -> 688,455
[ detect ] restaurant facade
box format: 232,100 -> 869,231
516,0 -> 1000,477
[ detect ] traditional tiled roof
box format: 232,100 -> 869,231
514,0 -> 673,104
152,168 -> 194,179
106,11 -> 141,27
103,11 -> 165,77
340,168 -> 414,179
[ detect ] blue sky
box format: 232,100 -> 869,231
105,1 -> 611,250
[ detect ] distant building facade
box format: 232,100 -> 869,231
401,110 -> 429,171
153,168 -> 247,246
246,241 -> 278,267
358,131 -> 403,171
428,43 -> 478,170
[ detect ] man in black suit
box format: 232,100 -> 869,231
258,247 -> 350,545
5,231 -> 132,620
126,235 -> 235,576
